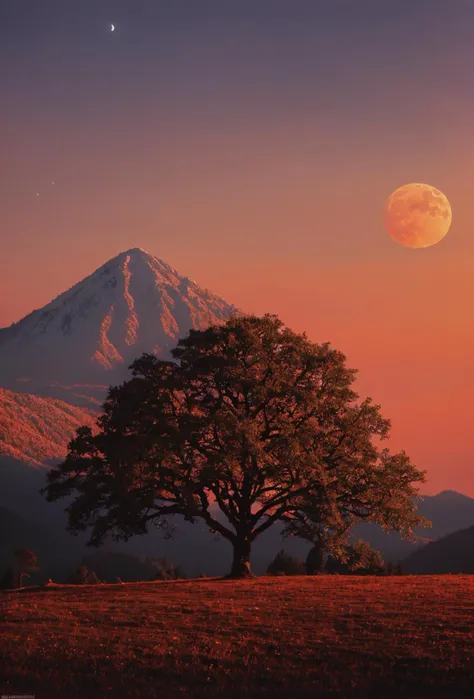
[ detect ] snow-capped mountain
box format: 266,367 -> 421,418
0,248 -> 236,397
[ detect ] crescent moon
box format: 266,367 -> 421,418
110,24 -> 115,32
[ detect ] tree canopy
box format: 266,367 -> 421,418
42,314 -> 427,577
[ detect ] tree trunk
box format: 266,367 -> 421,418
228,535 -> 254,579
306,540 -> 325,575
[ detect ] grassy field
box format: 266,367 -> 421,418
1,576 -> 474,699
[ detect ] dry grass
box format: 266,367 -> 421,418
1,575 -> 474,699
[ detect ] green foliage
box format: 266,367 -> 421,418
42,314 -> 427,578
326,540 -> 385,575
267,549 -> 306,576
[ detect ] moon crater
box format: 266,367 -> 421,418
384,183 -> 452,249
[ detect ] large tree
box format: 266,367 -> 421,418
42,314 -> 427,578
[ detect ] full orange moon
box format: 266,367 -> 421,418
384,183 -> 452,248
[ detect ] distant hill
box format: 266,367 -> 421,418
0,387 -> 95,550
0,388 -> 97,566
402,524 -> 474,574
353,490 -> 474,562
0,388 -> 95,578
0,506 -> 83,584
0,387 -> 93,465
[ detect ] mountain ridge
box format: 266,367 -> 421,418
0,387 -> 94,466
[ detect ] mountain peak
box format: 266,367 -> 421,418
0,251 -> 237,393
113,247 -> 153,261
123,246 -> 148,254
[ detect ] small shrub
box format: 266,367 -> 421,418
385,561 -> 404,575
144,557 -> 185,581
326,540 -> 385,575
267,549 -> 306,576
66,565 -> 102,584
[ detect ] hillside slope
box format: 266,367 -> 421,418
402,524 -> 474,574
0,387 -> 93,465
0,506 -> 83,583
354,490 -> 474,562
2,577 -> 474,698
